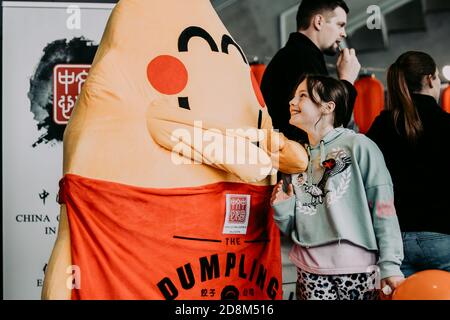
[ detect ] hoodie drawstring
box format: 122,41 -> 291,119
306,145 -> 313,186
319,140 -> 326,166
306,140 -> 326,186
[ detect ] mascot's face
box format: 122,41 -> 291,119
147,26 -> 265,113
145,25 -> 267,139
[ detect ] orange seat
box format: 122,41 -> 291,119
354,75 -> 384,134
250,63 -> 266,87
442,85 -> 450,113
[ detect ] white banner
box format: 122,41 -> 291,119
2,1 -> 114,300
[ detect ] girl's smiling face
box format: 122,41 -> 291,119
289,79 -> 322,132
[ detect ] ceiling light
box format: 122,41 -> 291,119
443,65 -> 450,81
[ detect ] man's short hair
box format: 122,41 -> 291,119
296,0 -> 349,30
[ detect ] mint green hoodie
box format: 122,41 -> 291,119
272,128 -> 404,279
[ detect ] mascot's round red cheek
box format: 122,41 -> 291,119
250,70 -> 265,108
147,55 -> 188,94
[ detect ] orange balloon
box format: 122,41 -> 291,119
392,270 -> 450,300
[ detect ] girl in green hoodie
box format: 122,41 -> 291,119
271,75 -> 404,300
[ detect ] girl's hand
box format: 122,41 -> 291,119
380,276 -> 405,297
270,180 -> 294,206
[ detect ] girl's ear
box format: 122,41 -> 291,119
322,101 -> 336,115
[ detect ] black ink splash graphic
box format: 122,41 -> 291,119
28,37 -> 98,147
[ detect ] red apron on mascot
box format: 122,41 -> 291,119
59,0 -> 307,300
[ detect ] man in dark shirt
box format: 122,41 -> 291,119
261,0 -> 361,142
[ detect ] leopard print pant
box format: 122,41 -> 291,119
296,269 -> 380,300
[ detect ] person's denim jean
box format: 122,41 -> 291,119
401,232 -> 450,277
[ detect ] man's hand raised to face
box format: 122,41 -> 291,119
337,48 -> 361,84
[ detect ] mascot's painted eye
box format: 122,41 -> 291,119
147,55 -> 190,109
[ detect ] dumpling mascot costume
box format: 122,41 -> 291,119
42,0 -> 307,300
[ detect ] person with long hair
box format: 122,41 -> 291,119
271,75 -> 404,300
367,51 -> 450,277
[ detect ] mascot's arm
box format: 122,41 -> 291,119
41,205 -> 72,300
272,132 -> 308,174
147,101 -> 273,183
148,117 -> 273,183
259,109 -> 308,174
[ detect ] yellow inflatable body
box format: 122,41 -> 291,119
45,0 -> 307,300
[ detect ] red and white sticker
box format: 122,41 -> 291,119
53,64 -> 90,124
223,194 -> 251,235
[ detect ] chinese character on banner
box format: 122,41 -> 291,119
53,64 -> 90,124
39,189 -> 49,205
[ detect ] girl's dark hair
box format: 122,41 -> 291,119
294,74 -> 349,128
387,51 -> 437,142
